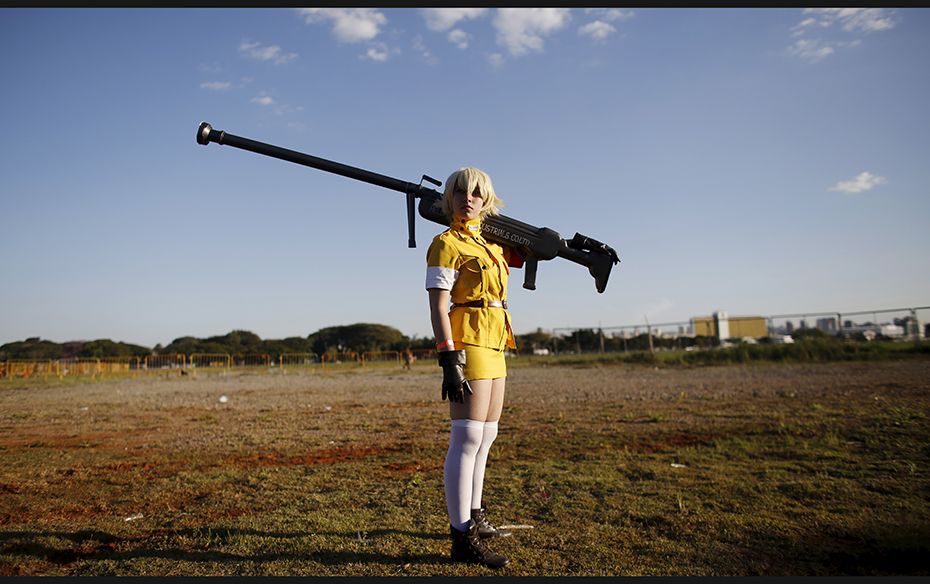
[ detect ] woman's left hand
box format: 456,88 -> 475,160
437,349 -> 473,403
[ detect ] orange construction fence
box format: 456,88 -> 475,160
1,347 -> 436,381
233,353 -> 271,367
361,350 -> 400,366
144,354 -> 186,370
189,353 -> 231,369
320,351 -> 359,369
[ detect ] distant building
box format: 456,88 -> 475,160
691,312 -> 766,340
880,324 -> 905,338
729,316 -> 767,339
691,316 -> 716,337
842,322 -> 906,339
899,316 -> 924,339
816,317 -> 837,333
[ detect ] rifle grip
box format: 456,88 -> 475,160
522,257 -> 538,290
406,192 -> 416,248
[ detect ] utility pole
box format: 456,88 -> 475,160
912,308 -> 921,347
645,315 -> 655,356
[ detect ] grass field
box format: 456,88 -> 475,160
1,358 -> 928,576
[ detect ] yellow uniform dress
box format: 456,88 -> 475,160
425,217 -> 516,380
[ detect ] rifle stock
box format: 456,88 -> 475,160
196,122 -> 620,293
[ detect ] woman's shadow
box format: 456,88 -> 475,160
0,526 -> 449,568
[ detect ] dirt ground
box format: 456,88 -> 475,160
1,360 -> 928,575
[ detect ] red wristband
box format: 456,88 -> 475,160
436,339 -> 455,351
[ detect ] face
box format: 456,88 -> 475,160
452,185 -> 484,221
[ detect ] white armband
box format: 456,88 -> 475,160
425,266 -> 458,290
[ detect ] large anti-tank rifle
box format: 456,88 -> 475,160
196,122 -> 620,293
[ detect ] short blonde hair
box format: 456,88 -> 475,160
442,167 -> 504,221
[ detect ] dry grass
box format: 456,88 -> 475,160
1,360 -> 928,575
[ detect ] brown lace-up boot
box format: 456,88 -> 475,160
450,519 -> 510,568
471,506 -> 512,538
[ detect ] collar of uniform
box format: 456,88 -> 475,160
451,217 -> 483,238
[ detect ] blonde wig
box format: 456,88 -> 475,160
442,167 -> 505,221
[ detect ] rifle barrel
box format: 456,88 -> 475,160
197,122 -> 429,197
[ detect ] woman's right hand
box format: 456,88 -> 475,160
437,349 -> 473,403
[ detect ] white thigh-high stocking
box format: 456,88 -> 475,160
471,421 -> 499,509
444,419 -> 485,532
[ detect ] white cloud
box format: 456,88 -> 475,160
361,42 -> 399,62
250,93 -> 301,117
578,21 -> 616,41
801,8 -> 897,34
790,17 -> 818,37
364,47 -> 389,62
412,35 -> 438,64
297,8 -> 387,43
487,52 -> 505,68
578,9 -> 631,42
786,37 -> 863,63
251,95 -> 275,106
842,10 -> 896,33
786,38 -> 835,63
200,81 -> 231,91
420,8 -> 488,32
788,8 -> 896,62
448,29 -> 469,50
238,41 -> 297,65
828,171 -> 887,194
493,8 -> 571,57
583,8 -> 634,22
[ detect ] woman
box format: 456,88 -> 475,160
425,167 -> 521,569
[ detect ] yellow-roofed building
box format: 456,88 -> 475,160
692,312 -> 767,340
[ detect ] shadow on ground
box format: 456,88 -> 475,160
0,527 -> 448,569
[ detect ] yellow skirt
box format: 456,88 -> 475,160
460,343 -> 507,380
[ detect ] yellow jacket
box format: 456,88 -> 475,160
425,218 -> 516,351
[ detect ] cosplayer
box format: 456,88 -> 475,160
426,167 -> 522,569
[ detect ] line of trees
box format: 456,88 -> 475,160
512,326 -> 902,354
5,324 -> 889,362
0,324 -> 438,361
0,337 -> 152,361
516,327 -> 718,354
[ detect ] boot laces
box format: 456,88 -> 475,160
474,509 -> 495,530
470,533 -> 494,558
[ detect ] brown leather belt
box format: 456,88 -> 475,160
452,299 -> 508,309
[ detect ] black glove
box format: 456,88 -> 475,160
437,349 -> 473,403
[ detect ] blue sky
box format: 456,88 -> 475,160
1,8 -> 928,347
